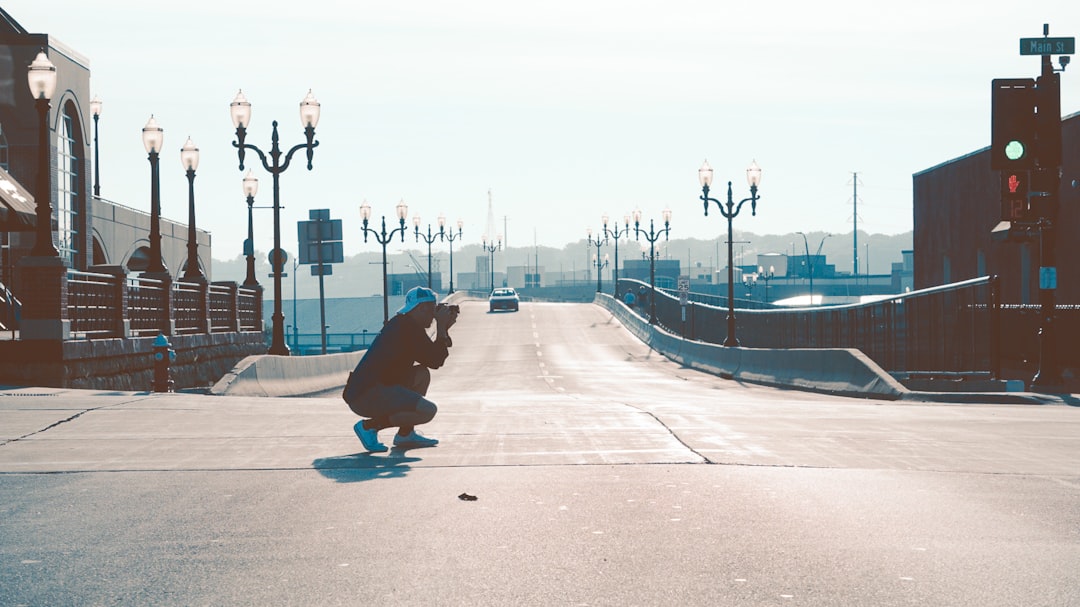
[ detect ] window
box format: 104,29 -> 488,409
0,122 -> 8,171
56,112 -> 79,265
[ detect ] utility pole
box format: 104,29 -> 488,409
852,172 -> 859,276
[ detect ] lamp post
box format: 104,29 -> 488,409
699,159 -> 762,347
759,265 -> 775,304
482,234 -> 501,291
27,50 -> 59,257
743,272 -> 758,300
414,214 -> 440,290
90,95 -> 102,198
633,208 -> 671,324
587,228 -> 607,293
142,116 -> 165,273
230,89 -> 321,355
795,231 -> 830,305
180,137 -> 204,282
360,199 -> 409,325
441,216 -> 463,294
242,170 -> 259,286
603,213 -> 631,297
593,253 -> 609,293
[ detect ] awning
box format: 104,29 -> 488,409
0,165 -> 36,232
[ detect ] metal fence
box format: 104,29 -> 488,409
618,276 -> 1003,375
67,269 -> 262,339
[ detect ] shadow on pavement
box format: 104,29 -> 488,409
312,449 -> 422,483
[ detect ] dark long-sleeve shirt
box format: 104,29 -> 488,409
349,313 -> 450,393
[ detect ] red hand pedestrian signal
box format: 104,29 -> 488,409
1007,173 -> 1021,194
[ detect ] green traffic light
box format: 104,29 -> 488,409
1004,140 -> 1026,161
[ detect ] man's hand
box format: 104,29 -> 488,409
435,303 -> 459,338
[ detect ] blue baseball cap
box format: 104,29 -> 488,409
397,286 -> 438,315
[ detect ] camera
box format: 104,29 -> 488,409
438,303 -> 460,313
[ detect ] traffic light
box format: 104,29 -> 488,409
1000,170 -> 1030,223
991,78 -> 1037,170
1036,72 -> 1062,168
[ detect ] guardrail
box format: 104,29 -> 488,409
67,269 -> 263,339
617,276 -> 1002,376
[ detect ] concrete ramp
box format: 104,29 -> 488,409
210,350 -> 365,397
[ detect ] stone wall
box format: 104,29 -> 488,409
0,332 -> 267,391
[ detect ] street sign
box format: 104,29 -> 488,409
1020,37 -> 1075,55
311,264 -> 333,276
268,248 -> 288,271
300,218 -> 343,242
1039,267 -> 1057,290
301,240 -> 344,265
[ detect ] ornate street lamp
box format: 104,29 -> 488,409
742,272 -> 758,299
633,208 -> 672,324
699,159 -> 762,346
180,137 -> 205,282
796,231 -> 830,305
27,50 -> 59,257
142,115 -> 165,273
440,216 -> 463,294
360,199 -> 409,325
414,214 -> 440,290
242,170 -> 259,286
587,228 -> 607,293
90,95 -> 102,198
758,265 -> 775,304
482,234 -> 502,292
603,213 -> 631,297
231,89 -> 321,355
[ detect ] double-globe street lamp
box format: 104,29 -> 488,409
27,51 -> 59,257
360,199 -> 409,325
795,231 -> 830,305
230,89 -> 321,355
442,217 -> 464,294
759,264 -> 775,304
180,137 -> 205,282
414,214 -> 441,290
633,208 -> 672,325
587,228 -> 607,293
603,213 -> 631,297
482,234 -> 501,292
699,160 -> 762,347
242,170 -> 259,287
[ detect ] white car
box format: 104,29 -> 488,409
488,288 -> 520,312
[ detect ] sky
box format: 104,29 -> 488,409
6,1 -> 1079,261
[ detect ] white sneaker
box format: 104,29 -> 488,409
393,431 -> 439,448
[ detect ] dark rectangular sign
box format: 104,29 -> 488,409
1020,37 -> 1075,55
299,218 -> 343,243
299,240 -> 343,265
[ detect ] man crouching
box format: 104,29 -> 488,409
342,286 -> 459,451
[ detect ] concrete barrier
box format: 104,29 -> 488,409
210,350 -> 365,397
596,293 -> 908,400
212,293 -> 468,397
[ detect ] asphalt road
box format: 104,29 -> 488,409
1,300 -> 1078,606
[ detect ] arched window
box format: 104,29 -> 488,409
0,122 -> 8,172
56,111 -> 79,265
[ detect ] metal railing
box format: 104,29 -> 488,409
67,269 -> 262,339
285,331 -> 375,356
618,276 -> 1002,375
